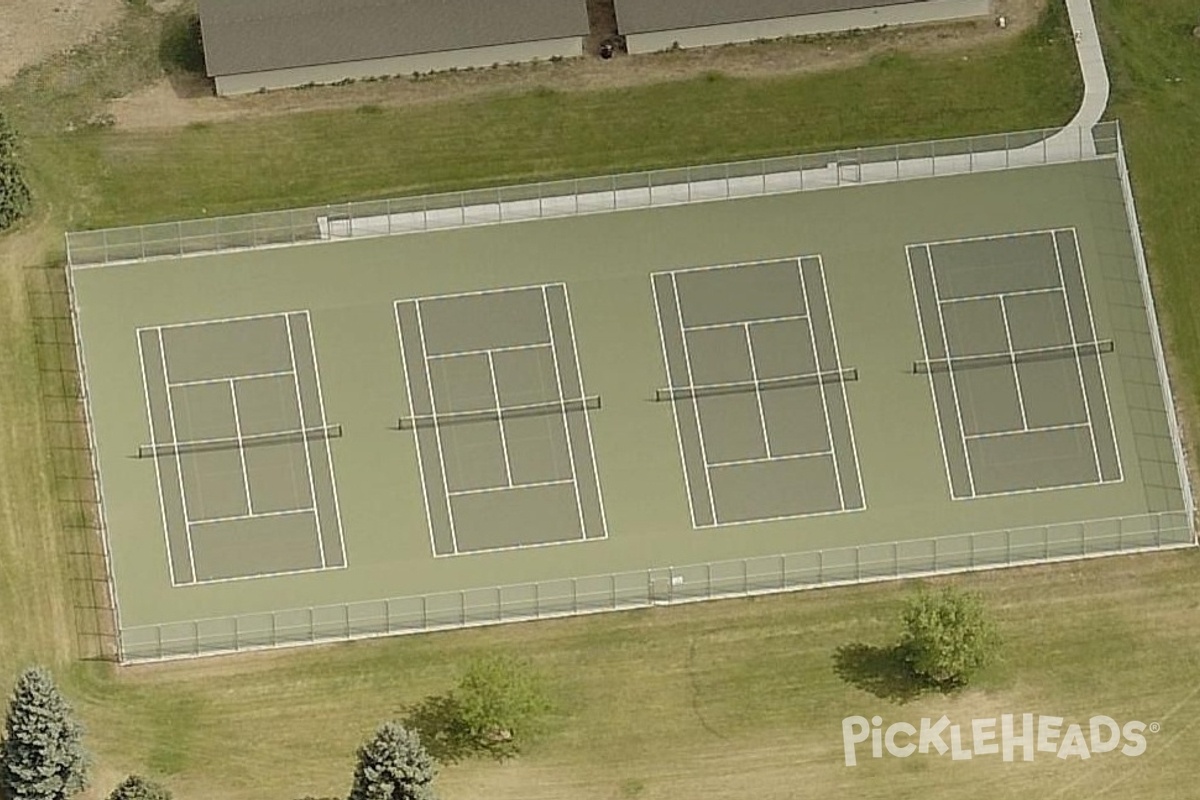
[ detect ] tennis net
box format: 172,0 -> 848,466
655,368 -> 857,403
138,424 -> 342,459
399,396 -> 601,430
913,340 -> 1113,375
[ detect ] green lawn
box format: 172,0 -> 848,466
2,0 -> 1200,798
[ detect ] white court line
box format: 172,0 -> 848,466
743,323 -> 773,458
917,226 -> 1070,249
284,315 -> 325,569
414,300 -> 461,555
393,301 -> 441,559
427,342 -> 550,361
486,352 -> 514,487
559,283 -> 610,539
228,379 -> 255,514
449,478 -> 574,498
906,246 -> 958,502
927,245 -> 979,498
663,255 -> 818,277
938,286 -> 1061,305
541,286 -> 587,542
145,309 -> 293,332
815,255 -> 867,511
708,451 -> 833,469
1065,229 -> 1124,483
403,283 -> 548,303
189,507 -> 315,527
684,312 -> 807,333
167,369 -> 294,389
796,260 -> 845,511
300,309 -> 349,568
671,273 -> 720,525
997,296 -> 1030,430
136,332 -> 180,587
651,274 -> 701,530
1051,233 -> 1104,482
157,328 -> 199,583
964,422 -> 1090,441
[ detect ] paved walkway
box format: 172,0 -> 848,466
1047,0 -> 1111,155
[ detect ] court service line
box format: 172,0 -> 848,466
560,283 -> 610,538
938,286 -> 1061,305
426,341 -> 550,361
414,300 -> 461,555
671,273 -> 720,525
964,421 -> 1090,441
136,333 -> 180,587
927,245 -> 979,499
227,379 -> 256,514
448,478 -> 574,498
167,369 -> 295,389
541,286 -> 587,542
285,317 -> 325,569
796,260 -> 845,510
816,255 -> 867,511
151,310 -> 293,331
905,246 -> 958,502
189,507 -> 315,528
1065,230 -> 1124,482
917,227 -> 1069,249
997,296 -> 1030,430
708,450 -> 833,469
651,275 -> 702,530
1051,234 -> 1104,482
393,303 -> 441,558
743,323 -> 773,458
301,310 -> 349,568
157,327 -> 198,584
683,312 -> 807,333
486,352 -> 514,487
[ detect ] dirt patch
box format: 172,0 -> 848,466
110,0 -> 1049,132
0,0 -> 126,86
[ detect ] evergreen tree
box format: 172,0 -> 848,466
0,110 -> 32,232
0,667 -> 89,800
107,775 -> 171,800
348,722 -> 436,800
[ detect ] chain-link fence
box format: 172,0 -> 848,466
66,123 -> 1118,268
118,509 -> 1192,662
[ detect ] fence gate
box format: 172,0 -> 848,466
648,568 -> 677,605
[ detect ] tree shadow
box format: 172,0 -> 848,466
832,643 -> 942,704
401,694 -> 473,765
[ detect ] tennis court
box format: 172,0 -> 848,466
394,284 -> 606,555
908,228 -> 1121,498
65,152 -> 1192,661
652,257 -> 864,526
136,311 -> 345,584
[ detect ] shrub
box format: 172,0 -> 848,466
108,775 -> 171,800
0,111 -> 32,232
900,586 -> 999,688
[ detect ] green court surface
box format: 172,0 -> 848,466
69,158 -> 1191,660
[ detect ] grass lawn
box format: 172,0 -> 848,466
1,1 -> 1199,798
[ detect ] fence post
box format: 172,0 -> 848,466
421,595 -> 428,630
193,620 -> 200,656
1006,530 -> 1012,564
970,533 -> 975,567
495,586 -> 502,621
742,559 -> 748,594
818,549 -> 824,583
760,158 -> 766,194
855,546 -> 860,581
779,554 -> 786,589
933,536 -> 938,571
725,161 -> 731,198
706,564 -> 712,598
572,577 -> 578,610
344,604 -> 351,638
386,198 -> 393,235
233,616 -> 239,651
157,625 -> 163,661
612,575 -> 617,608
687,165 -> 692,202
460,591 -> 466,625
534,582 -> 541,618
271,612 -> 277,646
497,187 -> 503,222
968,137 -> 974,172
893,542 -> 899,577
309,607 -> 315,641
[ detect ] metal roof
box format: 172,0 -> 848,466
614,0 -> 926,35
198,0 -> 590,76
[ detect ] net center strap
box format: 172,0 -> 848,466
399,395 -> 601,430
138,424 -> 341,459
